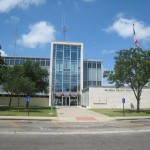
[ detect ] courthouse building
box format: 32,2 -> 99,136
1,41 -> 149,109
1,41 -> 103,107
49,41 -> 102,106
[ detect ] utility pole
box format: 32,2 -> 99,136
14,27 -> 18,56
62,15 -> 67,41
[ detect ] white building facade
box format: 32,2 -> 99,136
82,86 -> 150,109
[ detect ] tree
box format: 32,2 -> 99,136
3,67 -> 14,106
4,65 -> 35,108
2,60 -> 48,108
12,76 -> 35,110
104,48 -> 150,112
22,61 -> 49,93
0,52 -> 7,84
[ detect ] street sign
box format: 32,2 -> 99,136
26,95 -> 30,103
122,98 -> 125,116
122,98 -> 125,103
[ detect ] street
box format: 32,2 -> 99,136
0,117 -> 150,150
0,119 -> 150,133
0,131 -> 150,150
0,118 -> 150,133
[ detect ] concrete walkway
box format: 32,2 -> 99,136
57,106 -> 111,122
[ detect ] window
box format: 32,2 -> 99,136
97,81 -> 101,86
71,51 -> 77,61
15,59 -> 20,65
4,59 -> 9,65
46,60 -> 50,66
63,83 -> 70,91
20,59 -> 25,65
97,62 -> 101,68
63,71 -> 70,81
41,60 -> 45,66
55,84 -> 62,92
56,61 -> 63,71
64,49 -> 70,58
57,45 -> 63,50
10,59 -> 14,65
56,74 -> 62,83
71,84 -> 77,92
78,49 -> 81,60
93,81 -> 96,86
71,76 -> 77,82
84,62 -> 87,68
64,60 -> 70,69
71,62 -> 77,72
55,51 -> 63,60
93,62 -> 96,68
88,63 -> 91,68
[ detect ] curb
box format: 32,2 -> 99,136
114,116 -> 150,121
0,116 -> 58,121
0,129 -> 150,135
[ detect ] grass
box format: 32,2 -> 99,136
91,109 -> 150,117
0,105 -> 57,117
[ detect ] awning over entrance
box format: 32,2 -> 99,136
54,92 -> 80,106
54,92 -> 78,98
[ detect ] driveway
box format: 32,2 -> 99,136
56,106 -> 110,122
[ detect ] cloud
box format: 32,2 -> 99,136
0,50 -> 8,56
102,49 -> 116,54
4,15 -> 20,24
105,15 -> 150,42
0,0 -> 46,13
17,21 -> 56,48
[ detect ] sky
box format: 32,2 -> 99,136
0,0 -> 150,74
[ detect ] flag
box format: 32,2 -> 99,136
133,24 -> 139,47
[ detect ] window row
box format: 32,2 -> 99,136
53,50 -> 81,60
84,62 -> 101,68
4,58 -> 50,66
53,74 -> 80,83
83,81 -> 101,88
54,61 -> 80,72
54,83 -> 80,92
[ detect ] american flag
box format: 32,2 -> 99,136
133,24 -> 139,47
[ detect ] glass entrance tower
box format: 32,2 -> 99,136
49,41 -> 83,106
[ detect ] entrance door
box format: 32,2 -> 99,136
63,97 -> 69,105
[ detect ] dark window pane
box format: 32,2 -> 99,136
97,81 -> 101,86
55,51 -> 63,59
71,84 -> 77,92
46,60 -> 50,66
71,52 -> 77,60
64,49 -> 70,58
97,62 -> 101,68
88,63 -> 91,68
10,59 -> 14,65
55,84 -> 62,92
93,62 -> 96,68
63,83 -> 70,91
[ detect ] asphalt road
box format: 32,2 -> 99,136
0,118 -> 150,133
0,132 -> 150,150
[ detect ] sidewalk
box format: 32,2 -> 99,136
57,106 -> 111,122
0,106 -> 150,122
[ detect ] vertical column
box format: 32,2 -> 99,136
69,96 -> 70,106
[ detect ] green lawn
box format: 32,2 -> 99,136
0,106 -> 57,117
91,109 -> 150,117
